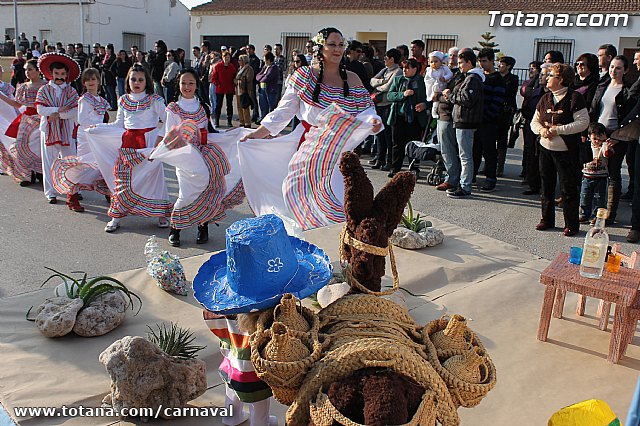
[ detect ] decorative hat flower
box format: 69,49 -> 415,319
312,33 -> 326,47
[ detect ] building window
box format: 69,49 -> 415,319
534,38 -> 575,64
123,32 -> 145,52
422,34 -> 458,54
281,32 -> 312,59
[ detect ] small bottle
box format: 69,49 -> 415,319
580,208 -> 609,279
144,235 -> 160,264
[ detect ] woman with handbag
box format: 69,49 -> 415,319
235,55 -> 255,128
369,48 -> 402,170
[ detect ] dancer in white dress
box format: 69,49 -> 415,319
85,64 -> 171,233
51,68 -> 111,212
240,27 -> 382,231
0,66 -> 19,175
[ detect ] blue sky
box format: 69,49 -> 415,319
179,0 -> 210,9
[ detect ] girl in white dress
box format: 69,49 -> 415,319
51,67 -> 111,212
85,64 -> 171,232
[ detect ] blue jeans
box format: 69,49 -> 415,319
153,81 -> 164,100
375,105 -> 392,165
580,176 -> 607,219
438,120 -> 459,186
209,83 -> 217,113
455,128 -> 475,193
105,84 -> 117,109
117,77 -> 125,98
163,86 -> 175,104
258,89 -> 277,120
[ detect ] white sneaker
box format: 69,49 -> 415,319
104,218 -> 120,233
158,217 -> 169,228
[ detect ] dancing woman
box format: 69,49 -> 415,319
51,67 -> 111,212
86,64 -> 171,233
0,59 -> 45,185
0,65 -> 19,175
240,27 -> 382,230
153,68 -> 232,246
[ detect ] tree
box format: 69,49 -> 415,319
473,32 -> 500,53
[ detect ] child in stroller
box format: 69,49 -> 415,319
404,118 -> 446,186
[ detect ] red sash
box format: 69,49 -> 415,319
199,128 -> 208,145
121,128 -> 156,149
5,107 -> 37,138
297,120 -> 312,150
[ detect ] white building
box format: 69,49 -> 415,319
190,0 -> 640,80
1,0 -> 190,52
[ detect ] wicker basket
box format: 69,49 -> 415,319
429,314 -> 471,351
309,388 -> 437,426
422,317 -> 497,408
250,324 -> 323,406
256,294 -> 320,335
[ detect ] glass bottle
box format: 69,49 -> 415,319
144,235 -> 160,264
580,208 -> 609,279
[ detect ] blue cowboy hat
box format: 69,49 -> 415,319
193,214 -> 333,314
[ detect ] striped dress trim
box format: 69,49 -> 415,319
81,93 -> 110,116
107,148 -> 173,218
222,181 -> 245,210
0,82 -> 15,97
0,144 -> 17,179
170,143 -> 230,229
203,310 -> 272,403
13,114 -> 41,179
289,66 -> 374,115
15,84 -> 38,107
166,102 -> 208,126
51,157 -> 110,196
119,93 -> 164,112
283,105 -> 363,229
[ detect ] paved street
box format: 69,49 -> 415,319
0,137 -> 636,297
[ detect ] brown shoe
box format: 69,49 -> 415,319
536,220 -> 551,231
436,182 -> 455,191
627,229 -> 640,243
66,193 -> 85,212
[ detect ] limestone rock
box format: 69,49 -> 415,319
35,297 -> 84,337
390,227 -> 444,249
73,292 -> 127,337
99,336 -> 207,418
317,281 -> 350,308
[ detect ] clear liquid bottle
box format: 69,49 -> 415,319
144,235 -> 160,264
580,208 -> 609,278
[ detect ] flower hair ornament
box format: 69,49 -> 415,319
311,30 -> 349,52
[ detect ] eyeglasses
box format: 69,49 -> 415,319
575,61 -> 585,67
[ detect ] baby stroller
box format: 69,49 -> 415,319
405,118 -> 446,186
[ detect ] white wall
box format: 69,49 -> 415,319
1,0 -> 190,52
191,12 -> 640,67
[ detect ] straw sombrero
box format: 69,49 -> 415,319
37,52 -> 80,82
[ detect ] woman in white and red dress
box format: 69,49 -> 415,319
85,63 -> 171,233
0,59 -> 45,185
0,65 -> 19,175
151,68 -> 234,246
240,27 -> 382,231
51,67 -> 111,212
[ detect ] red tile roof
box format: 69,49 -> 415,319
192,0 -> 640,13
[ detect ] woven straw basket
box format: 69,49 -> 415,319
422,317 -> 497,408
250,323 -> 323,405
256,294 -> 320,335
309,388 -> 437,426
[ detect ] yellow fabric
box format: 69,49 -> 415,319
548,399 -> 619,426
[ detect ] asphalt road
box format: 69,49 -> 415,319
0,135 -> 636,298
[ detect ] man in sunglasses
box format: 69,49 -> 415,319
345,40 -> 372,93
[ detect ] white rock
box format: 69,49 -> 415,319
317,282 -> 351,308
390,227 -> 444,249
73,292 -> 128,337
35,297 -> 84,337
99,336 -> 207,418
381,290 -> 408,310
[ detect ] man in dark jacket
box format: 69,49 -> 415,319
443,48 -> 485,198
474,48 -> 506,192
497,56 -> 519,177
246,44 -> 261,123
345,40 -> 372,93
151,40 -> 168,99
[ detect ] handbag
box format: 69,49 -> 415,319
371,91 -> 384,104
240,92 -> 251,109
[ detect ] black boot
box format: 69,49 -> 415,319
35,172 -> 43,183
196,222 -> 209,244
227,118 -> 233,127
30,171 -> 36,183
168,227 -> 181,247
215,117 -> 220,128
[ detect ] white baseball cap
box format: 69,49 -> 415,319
221,45 -> 228,50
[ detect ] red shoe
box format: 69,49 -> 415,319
563,227 -> 577,237
535,220 -> 551,231
66,193 -> 85,212
436,182 -> 455,191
